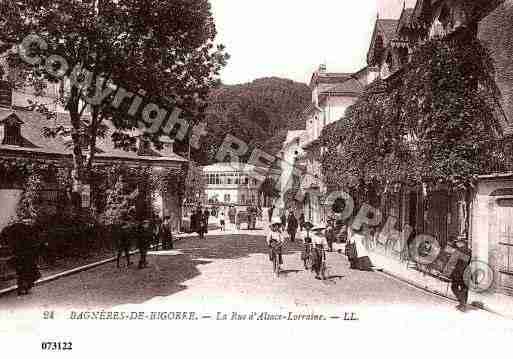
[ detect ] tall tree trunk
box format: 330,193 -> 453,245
68,86 -> 85,208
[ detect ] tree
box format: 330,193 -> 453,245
101,174 -> 137,226
321,28 -> 511,200
183,162 -> 206,205
259,176 -> 280,199
0,0 -> 228,206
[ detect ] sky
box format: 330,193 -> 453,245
210,0 -> 418,85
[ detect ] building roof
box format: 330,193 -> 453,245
203,162 -> 281,175
367,18 -> 400,65
0,108 -> 187,164
322,78 -> 364,96
377,19 -> 400,43
309,71 -> 353,88
397,8 -> 415,33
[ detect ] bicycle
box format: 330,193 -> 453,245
302,238 -> 313,270
269,239 -> 282,277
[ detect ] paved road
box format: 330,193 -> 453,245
1,232 -> 512,328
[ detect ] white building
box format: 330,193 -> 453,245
203,162 -> 280,206
296,65 -> 368,226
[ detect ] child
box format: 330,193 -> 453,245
267,220 -> 285,267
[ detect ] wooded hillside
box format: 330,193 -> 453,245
193,77 -> 310,164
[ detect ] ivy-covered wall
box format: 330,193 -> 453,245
321,29 -> 513,199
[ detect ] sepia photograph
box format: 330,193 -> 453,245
1,0 -> 513,357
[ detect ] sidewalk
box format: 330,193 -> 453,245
336,242 -> 513,319
369,250 -> 456,300
0,222 -> 268,297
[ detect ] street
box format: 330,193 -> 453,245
2,231 -> 513,357
0,232 -> 509,315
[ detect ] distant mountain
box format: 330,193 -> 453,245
479,1 -> 513,125
195,77 -> 310,164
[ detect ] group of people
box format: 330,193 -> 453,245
114,216 -> 175,269
267,206 -> 305,243
0,215 -> 177,296
190,207 -> 210,239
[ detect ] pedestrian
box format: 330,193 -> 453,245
267,219 -> 286,270
450,241 -> 471,311
229,206 -> 236,228
280,210 -> 287,232
268,206 -> 274,223
347,223 -> 373,271
196,207 -> 206,239
299,212 -> 305,232
325,218 -> 336,252
116,222 -> 132,268
190,210 -> 197,234
203,207 -> 210,236
287,211 -> 298,242
137,220 -> 152,269
161,216 -> 174,250
219,212 -> 226,231
1,220 -> 41,296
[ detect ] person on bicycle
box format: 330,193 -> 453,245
267,220 -> 286,270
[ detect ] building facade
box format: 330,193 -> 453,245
294,66 -> 367,226
350,0 -> 513,308
203,162 -> 280,207
0,81 -> 188,231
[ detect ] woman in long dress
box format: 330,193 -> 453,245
347,224 -> 374,271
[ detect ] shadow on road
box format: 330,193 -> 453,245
0,252 -> 211,311
0,233 -> 303,311
175,234 -> 303,260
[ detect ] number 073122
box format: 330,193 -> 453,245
41,342 -> 73,351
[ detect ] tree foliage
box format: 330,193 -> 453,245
322,29 -> 512,196
198,77 -> 310,164
1,0 -> 228,200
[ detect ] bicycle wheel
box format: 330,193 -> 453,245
305,255 -> 313,270
320,262 -> 327,280
273,250 -> 280,277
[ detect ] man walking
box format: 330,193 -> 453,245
202,208 -> 210,239
299,212 -> 305,232
280,210 -> 287,232
116,222 -> 132,268
287,211 -> 298,243
268,205 -> 274,223
450,241 -> 471,311
161,216 -> 174,250
325,218 -> 336,252
137,220 -> 152,269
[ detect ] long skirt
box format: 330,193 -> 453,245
16,254 -> 40,290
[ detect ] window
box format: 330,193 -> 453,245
241,194 -> 246,204
224,194 -> 231,203
235,175 -> 240,185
